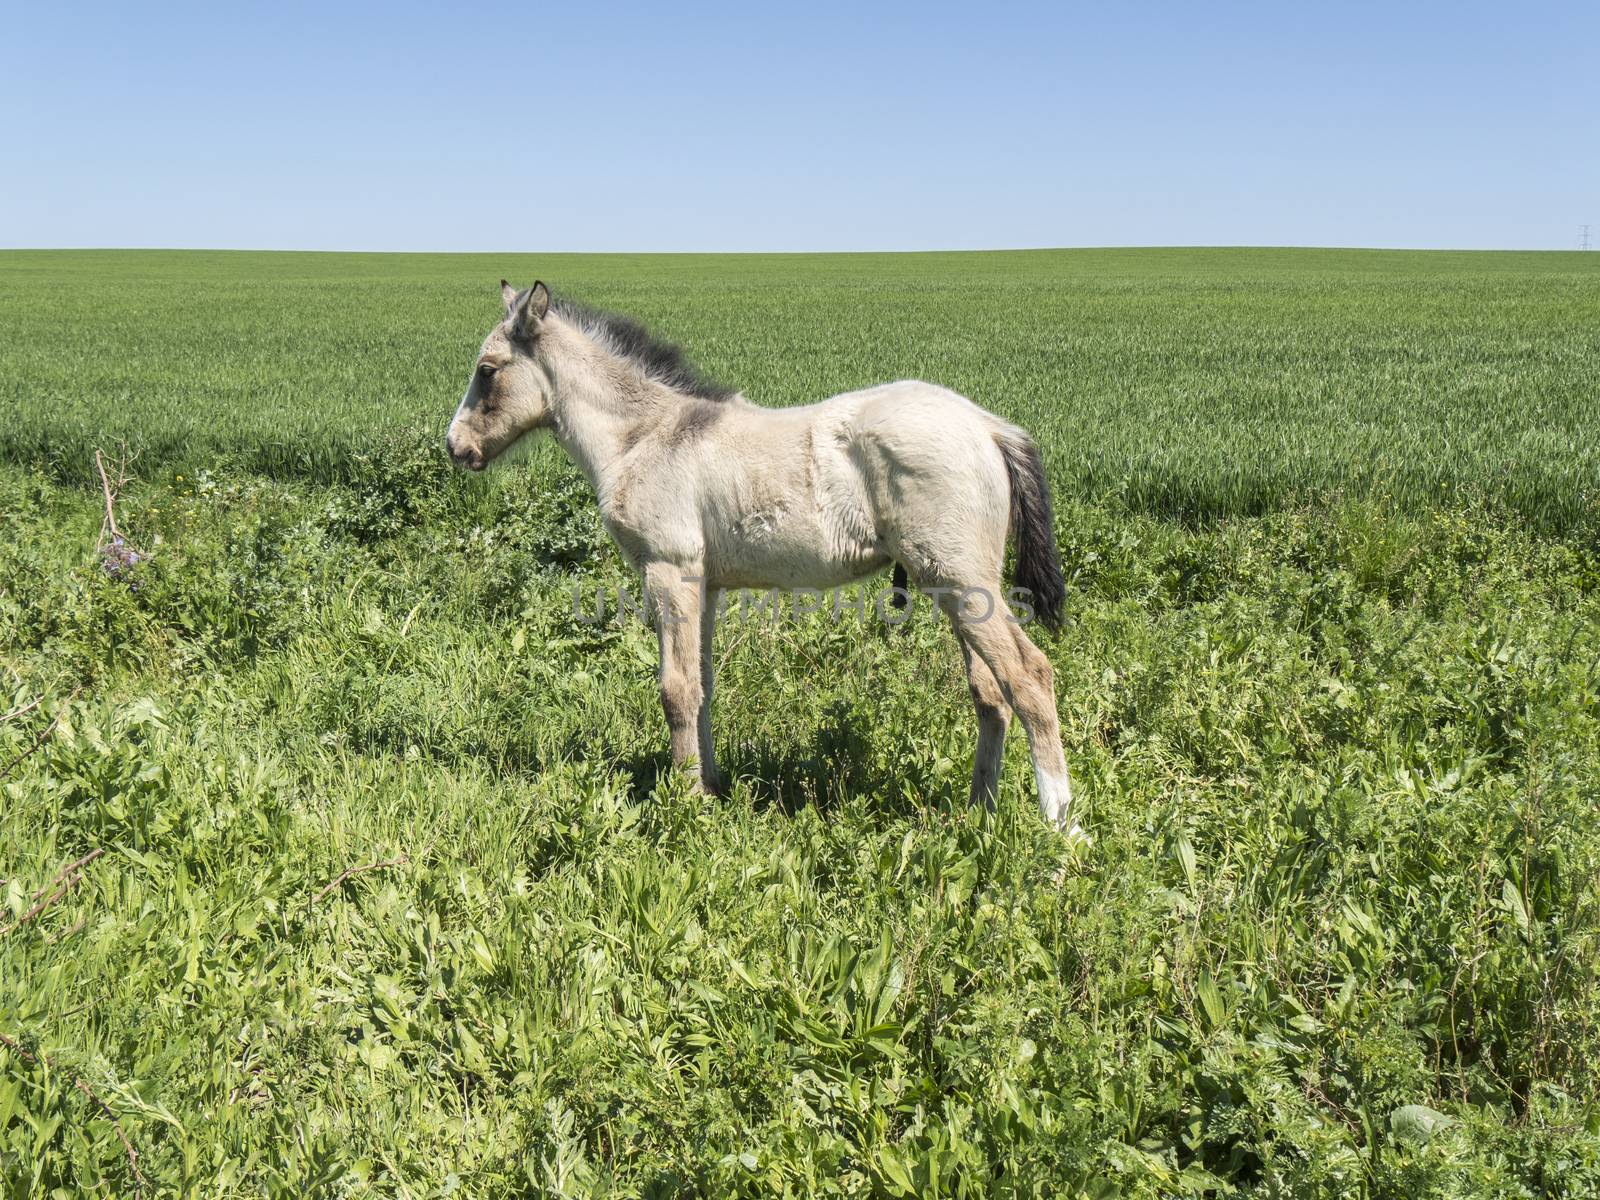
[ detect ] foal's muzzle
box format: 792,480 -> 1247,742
445,434 -> 486,471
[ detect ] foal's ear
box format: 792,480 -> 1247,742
501,280 -> 551,331
510,280 -> 551,334
524,281 -> 551,322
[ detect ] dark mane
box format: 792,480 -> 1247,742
549,294 -> 737,402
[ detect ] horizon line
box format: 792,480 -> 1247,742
0,243 -> 1593,257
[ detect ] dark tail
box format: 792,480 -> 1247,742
995,430 -> 1065,632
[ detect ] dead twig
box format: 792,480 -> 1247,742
0,1031 -> 148,1196
94,446 -> 149,584
1,848 -> 103,938
1,876 -> 84,937
95,449 -> 124,544
312,855 -> 409,905
0,695 -> 44,724
94,445 -> 140,544
45,915 -> 88,945
32,849 -> 106,897
0,686 -> 82,784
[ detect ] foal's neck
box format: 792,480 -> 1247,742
546,321 -> 673,497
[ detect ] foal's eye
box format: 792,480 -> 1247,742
477,362 -> 498,381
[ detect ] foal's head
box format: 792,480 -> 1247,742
446,281 -> 555,471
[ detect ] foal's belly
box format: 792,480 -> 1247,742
707,526 -> 890,591
703,498 -> 890,590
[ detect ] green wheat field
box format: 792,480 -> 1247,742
2,248 -> 1599,1197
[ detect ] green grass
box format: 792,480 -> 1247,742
2,249 -> 1599,1197
3,248 -> 1597,530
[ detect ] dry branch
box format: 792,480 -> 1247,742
95,449 -> 124,543
32,849 -> 106,897
0,686 -> 82,784
1,848 -> 103,937
0,1031 -> 148,1196
0,695 -> 44,724
0,876 -> 83,937
45,915 -> 88,945
94,445 -> 140,543
312,855 -> 409,905
94,446 -> 149,584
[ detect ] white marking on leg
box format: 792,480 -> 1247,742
1036,767 -> 1088,842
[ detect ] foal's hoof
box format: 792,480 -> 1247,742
1050,822 -> 1092,883
1037,777 -> 1083,843
1061,821 -> 1093,848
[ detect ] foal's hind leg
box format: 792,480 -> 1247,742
697,589 -> 726,794
943,589 -> 1079,835
960,639 -> 1011,808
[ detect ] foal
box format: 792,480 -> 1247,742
447,282 -> 1080,835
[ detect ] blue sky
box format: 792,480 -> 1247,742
3,1 -> 1594,251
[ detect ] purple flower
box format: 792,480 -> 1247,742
101,539 -> 145,582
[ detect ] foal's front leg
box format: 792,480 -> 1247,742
646,562 -> 715,792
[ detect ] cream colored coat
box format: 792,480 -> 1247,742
448,282 -> 1080,835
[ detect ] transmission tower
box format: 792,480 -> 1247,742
1584,224 -> 1593,251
